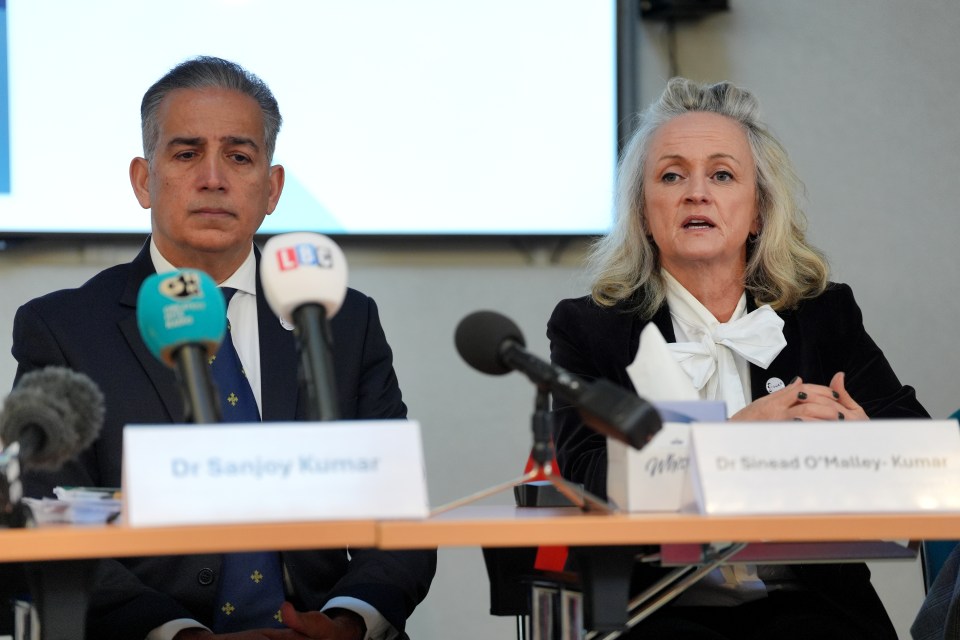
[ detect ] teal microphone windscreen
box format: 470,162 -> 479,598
136,269 -> 227,366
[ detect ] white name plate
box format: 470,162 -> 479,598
689,420 -> 960,514
122,420 -> 429,527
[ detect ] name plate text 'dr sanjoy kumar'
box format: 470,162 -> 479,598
689,420 -> 960,515
122,420 -> 429,527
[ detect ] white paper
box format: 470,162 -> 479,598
626,323 -> 699,403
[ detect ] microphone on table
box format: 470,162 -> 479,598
0,367 -> 105,471
455,310 -> 661,449
136,269 -> 227,424
260,232 -> 348,421
0,366 -> 105,526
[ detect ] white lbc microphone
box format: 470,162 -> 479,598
261,232 -> 348,421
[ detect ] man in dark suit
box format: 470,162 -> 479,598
11,56 -> 435,640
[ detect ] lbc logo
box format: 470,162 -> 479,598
276,243 -> 334,271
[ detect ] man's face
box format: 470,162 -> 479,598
130,87 -> 284,278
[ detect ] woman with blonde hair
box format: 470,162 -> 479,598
548,77 -> 927,639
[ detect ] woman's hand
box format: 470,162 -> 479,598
827,371 -> 868,421
730,373 -> 867,422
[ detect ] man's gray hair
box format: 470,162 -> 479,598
140,56 -> 282,163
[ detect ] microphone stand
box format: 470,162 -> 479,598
431,386 -> 614,516
293,305 -> 340,422
0,445 -> 96,640
174,347 -> 221,424
0,444 -> 30,528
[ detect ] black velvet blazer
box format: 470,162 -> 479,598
547,282 -> 928,639
548,282 -> 928,494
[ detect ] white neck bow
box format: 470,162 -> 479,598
666,304 -> 787,392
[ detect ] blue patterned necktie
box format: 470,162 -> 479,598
210,288 -> 261,423
210,287 -> 286,631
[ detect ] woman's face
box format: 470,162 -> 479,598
643,112 -> 759,278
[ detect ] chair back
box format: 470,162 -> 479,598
920,409 -> 960,592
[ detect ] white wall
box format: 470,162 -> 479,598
1,1 -> 957,638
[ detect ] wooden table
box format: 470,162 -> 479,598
378,504 -> 960,548
0,504 -> 957,561
378,505 -> 957,638
3,506 -> 959,640
0,519 -> 377,640
0,519 -> 375,562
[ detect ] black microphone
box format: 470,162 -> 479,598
455,310 -> 661,449
260,233 -> 348,422
0,367 -> 105,471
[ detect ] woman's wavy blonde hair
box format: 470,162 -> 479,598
589,77 -> 828,318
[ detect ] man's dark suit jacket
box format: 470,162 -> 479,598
547,282 -> 928,640
11,242 -> 436,639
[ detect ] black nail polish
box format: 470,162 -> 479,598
797,391 -> 807,400
832,391 -> 840,400
838,412 -> 845,420
793,417 -> 803,422
789,376 -> 798,384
